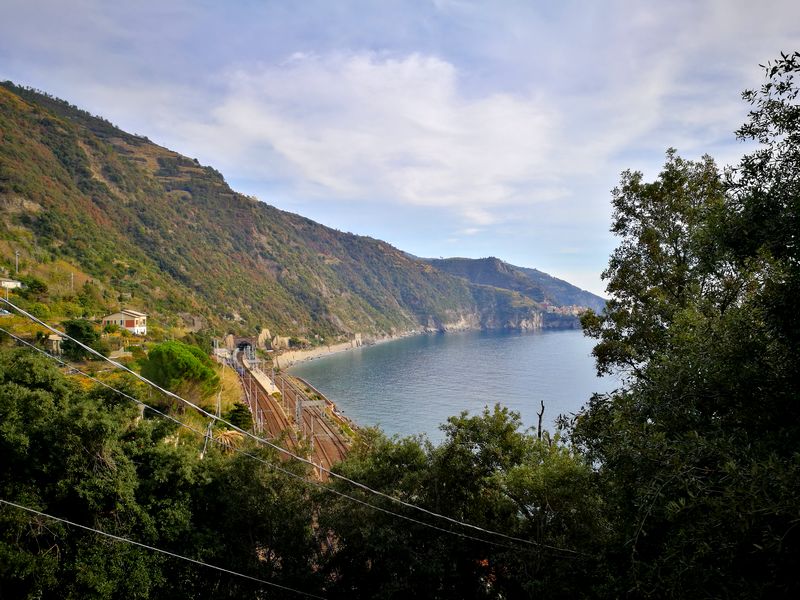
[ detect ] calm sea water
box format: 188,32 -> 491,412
289,329 -> 617,443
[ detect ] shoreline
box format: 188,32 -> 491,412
275,329 -> 425,370
276,320 -> 581,371
280,327 -> 602,443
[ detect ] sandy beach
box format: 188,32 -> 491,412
274,329 -> 424,369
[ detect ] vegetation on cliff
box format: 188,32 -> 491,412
429,256 -> 606,312
0,81 -> 546,339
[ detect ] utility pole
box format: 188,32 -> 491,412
15,250 -> 19,274
200,421 -> 213,459
250,374 -> 255,414
310,413 -> 315,452
296,390 -> 302,435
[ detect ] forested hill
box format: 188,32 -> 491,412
0,81 -> 576,338
429,257 -> 606,312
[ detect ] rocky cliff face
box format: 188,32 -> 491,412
421,307 -> 553,332
421,312 -> 480,332
478,308 -> 543,331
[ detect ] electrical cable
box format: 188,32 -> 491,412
0,327 -> 532,552
0,299 -> 583,553
0,498 -> 325,598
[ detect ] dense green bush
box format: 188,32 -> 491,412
140,340 -> 220,403
224,403 -> 253,431
18,275 -> 48,300
60,319 -> 109,360
0,347 -> 316,598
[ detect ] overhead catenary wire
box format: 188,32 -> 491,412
0,498 -> 325,599
0,328 -> 533,552
0,299 -> 582,553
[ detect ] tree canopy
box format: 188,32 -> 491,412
59,319 -> 109,361
576,52 -> 800,597
140,340 -> 220,404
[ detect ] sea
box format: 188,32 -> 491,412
289,328 -> 618,443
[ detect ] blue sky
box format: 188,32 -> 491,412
2,1 -> 798,295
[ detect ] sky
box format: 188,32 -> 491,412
1,1 -> 798,296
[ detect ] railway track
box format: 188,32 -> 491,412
232,352 -> 350,478
273,372 -> 350,474
241,370 -> 295,446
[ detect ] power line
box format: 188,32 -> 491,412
0,299 -> 582,553
0,301 -> 576,550
0,498 -> 325,599
0,328 -> 532,552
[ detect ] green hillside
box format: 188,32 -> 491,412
0,82 -> 548,338
429,257 -> 606,312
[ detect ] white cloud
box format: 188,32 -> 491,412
5,0 -> 799,294
169,52 -> 564,225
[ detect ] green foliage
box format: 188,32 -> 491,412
224,403 -> 252,431
180,330 -> 214,354
76,281 -> 108,316
319,407 -> 605,598
18,275 -> 48,300
0,348 -> 158,598
580,150 -> 726,377
573,53 -> 800,596
60,318 -> 109,360
140,341 -> 220,404
727,51 -> 800,347
0,346 -> 317,598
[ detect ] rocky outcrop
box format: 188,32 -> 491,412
478,307 -> 543,331
224,333 -> 235,351
257,328 -> 271,349
542,312 -> 582,329
419,307 -> 550,332
179,313 -> 206,332
272,335 -> 291,350
419,311 -> 480,332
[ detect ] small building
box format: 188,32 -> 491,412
1,278 -> 22,290
47,334 -> 63,356
102,309 -> 147,336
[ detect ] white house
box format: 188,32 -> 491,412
0,278 -> 22,290
1,278 -> 22,301
102,309 -> 147,335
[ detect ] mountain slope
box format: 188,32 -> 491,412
0,82 -> 547,337
429,257 -> 606,312
514,265 -> 606,312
